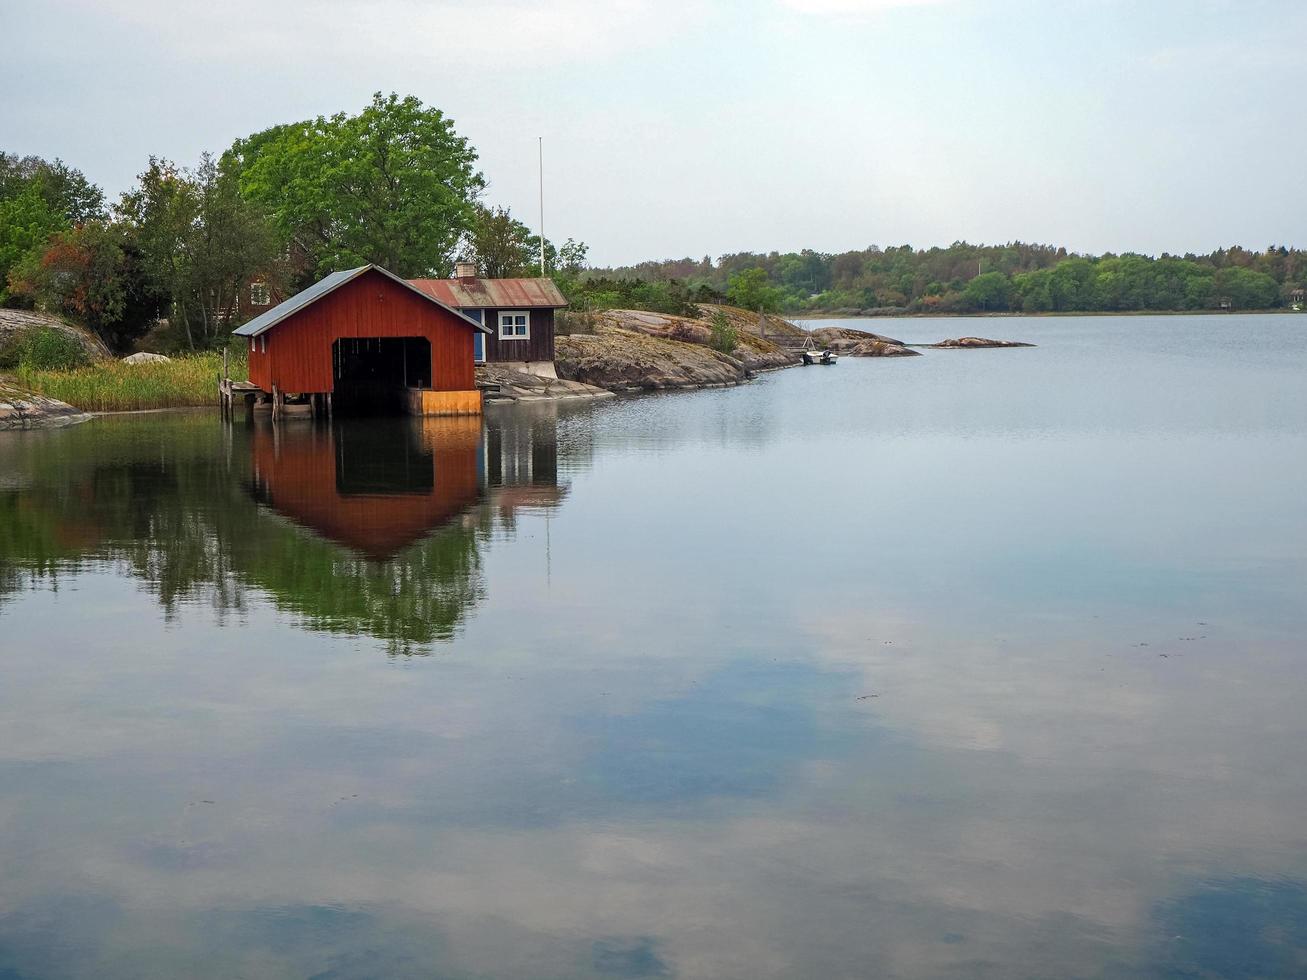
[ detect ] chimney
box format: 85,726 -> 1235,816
454,261 -> 478,283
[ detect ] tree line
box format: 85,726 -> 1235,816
6,97 -> 1304,354
1,93 -> 587,353
592,242 -> 1304,315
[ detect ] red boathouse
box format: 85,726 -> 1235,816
232,264 -> 489,416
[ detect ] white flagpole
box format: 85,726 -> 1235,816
538,136 -> 546,276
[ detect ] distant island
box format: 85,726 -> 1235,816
580,243 -> 1307,318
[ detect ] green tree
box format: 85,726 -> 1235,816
556,239 -> 589,276
0,153 -> 104,224
1214,266 -> 1279,309
961,271 -> 1011,311
1012,269 -> 1053,312
463,205 -> 534,277
233,92 -> 485,277
726,267 -> 784,313
1,154 -> 108,304
119,154 -> 280,349
0,185 -> 66,305
9,223 -> 127,344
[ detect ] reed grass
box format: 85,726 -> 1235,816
15,351 -> 247,412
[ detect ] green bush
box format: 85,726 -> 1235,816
0,335 -> 23,370
555,310 -> 598,335
7,328 -> 90,371
708,311 -> 738,355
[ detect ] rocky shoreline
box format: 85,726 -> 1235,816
806,325 -> 921,357
476,364 -> 615,403
553,304 -> 800,392
0,380 -> 92,430
0,306 -> 1035,426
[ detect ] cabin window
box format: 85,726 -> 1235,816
498,311 -> 529,340
250,338 -> 255,353
260,336 -> 267,354
250,282 -> 271,306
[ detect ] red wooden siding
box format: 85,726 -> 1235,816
248,421 -> 483,559
248,268 -> 477,394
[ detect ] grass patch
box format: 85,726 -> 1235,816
15,351 -> 247,412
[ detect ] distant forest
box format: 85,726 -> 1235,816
576,243 -> 1306,317
5,89 -> 1305,355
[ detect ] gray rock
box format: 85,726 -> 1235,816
0,384 -> 92,429
927,337 -> 1036,348
0,309 -> 112,362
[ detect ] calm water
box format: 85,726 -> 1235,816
2,314 -> 1307,979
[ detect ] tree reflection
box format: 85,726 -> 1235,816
0,408 -> 571,652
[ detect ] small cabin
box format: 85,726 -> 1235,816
410,263 -> 568,377
232,264 -> 489,417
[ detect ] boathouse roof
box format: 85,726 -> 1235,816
233,264 -> 490,337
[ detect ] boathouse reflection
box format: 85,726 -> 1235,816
246,409 -> 569,559
0,408 -> 570,652
247,418 -> 485,561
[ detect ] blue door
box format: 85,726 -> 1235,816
465,309 -> 485,362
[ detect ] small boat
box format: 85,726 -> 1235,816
801,348 -> 838,365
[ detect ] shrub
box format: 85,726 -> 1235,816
708,311 -> 738,354
0,334 -> 23,370
555,310 -> 598,335
13,328 -> 89,371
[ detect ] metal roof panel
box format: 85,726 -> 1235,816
408,277 -> 569,309
232,265 -> 491,337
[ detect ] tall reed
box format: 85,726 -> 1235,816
16,352 -> 247,412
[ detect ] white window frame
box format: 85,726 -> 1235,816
260,336 -> 267,354
498,310 -> 530,341
250,281 -> 271,306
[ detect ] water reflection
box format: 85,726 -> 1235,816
2,316 -> 1307,978
247,418 -> 484,561
0,407 -> 570,650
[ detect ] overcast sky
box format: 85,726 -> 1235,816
4,0 -> 1304,266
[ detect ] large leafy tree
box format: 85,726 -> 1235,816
463,205 -> 535,278
0,153 -> 104,224
6,221 -> 166,350
726,267 -> 785,313
0,153 -> 105,305
232,93 -> 485,277
119,155 -> 280,349
961,271 -> 1011,311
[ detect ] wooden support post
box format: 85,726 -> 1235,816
326,392 -> 333,419
272,384 -> 281,420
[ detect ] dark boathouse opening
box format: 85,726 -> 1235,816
331,337 -> 432,415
